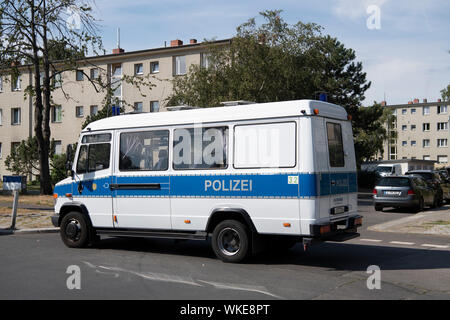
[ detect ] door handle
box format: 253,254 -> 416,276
110,183 -> 161,190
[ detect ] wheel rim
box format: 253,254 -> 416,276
217,227 -> 241,256
65,219 -> 82,241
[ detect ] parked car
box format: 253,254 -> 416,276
373,175 -> 437,212
404,170 -> 445,205
436,171 -> 450,202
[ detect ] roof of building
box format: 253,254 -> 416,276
83,99 -> 348,132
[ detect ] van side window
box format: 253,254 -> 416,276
119,130 -> 169,171
173,127 -> 228,170
234,122 -> 296,169
76,138 -> 111,174
326,122 -> 345,167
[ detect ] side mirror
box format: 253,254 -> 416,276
66,144 -> 74,178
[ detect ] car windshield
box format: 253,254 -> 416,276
407,172 -> 433,181
377,177 -> 411,187
376,166 -> 392,173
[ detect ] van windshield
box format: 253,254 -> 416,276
376,166 -> 392,173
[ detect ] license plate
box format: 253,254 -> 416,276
385,191 -> 401,196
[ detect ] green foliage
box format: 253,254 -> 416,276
168,10 -> 370,120
441,85 -> 450,102
4,137 -> 40,176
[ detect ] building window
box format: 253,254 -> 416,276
402,141 -> 407,146
150,101 -> 159,112
411,108 -> 416,114
134,102 -> 143,113
437,105 -> 447,114
437,122 -> 448,131
11,108 -> 21,125
201,53 -> 211,69
0,142 -> 2,159
401,125 -> 407,131
0,109 -> 2,125
438,155 -> 448,164
423,106 -> 430,115
0,76 -> 3,92
411,140 -> 416,147
52,105 -> 62,123
112,64 -> 122,77
150,61 -> 159,74
134,64 -> 144,76
423,123 -> 430,131
11,142 -> 20,154
173,55 -> 186,75
437,139 -> 448,147
76,106 -> 84,118
402,109 -> 407,115
53,140 -> 62,155
423,155 -> 430,161
90,105 -> 98,116
54,73 -> 62,88
76,70 -> 84,81
411,124 -> 416,131
90,68 -> 99,80
423,139 -> 430,148
11,74 -> 21,91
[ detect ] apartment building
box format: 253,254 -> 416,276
382,98 -> 450,167
0,38 -> 230,178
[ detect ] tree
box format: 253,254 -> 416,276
168,10 -> 370,120
352,103 -> 394,167
0,0 -> 101,194
441,85 -> 450,102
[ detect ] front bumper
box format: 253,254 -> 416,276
51,215 -> 60,227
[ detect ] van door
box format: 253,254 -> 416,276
72,132 -> 114,228
325,120 -> 356,217
112,129 -> 171,229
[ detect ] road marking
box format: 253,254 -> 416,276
360,239 -> 383,242
197,280 -> 284,299
389,241 -> 415,245
421,244 -> 449,249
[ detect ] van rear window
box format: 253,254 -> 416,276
326,122 -> 344,167
377,177 -> 411,187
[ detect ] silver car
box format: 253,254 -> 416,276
373,175 -> 437,212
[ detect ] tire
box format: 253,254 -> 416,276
211,220 -> 250,263
60,211 -> 91,248
375,205 -> 383,212
414,197 -> 424,213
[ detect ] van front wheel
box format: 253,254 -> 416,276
60,212 -> 90,248
211,220 -> 250,263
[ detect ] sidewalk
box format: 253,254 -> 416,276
369,206 -> 450,236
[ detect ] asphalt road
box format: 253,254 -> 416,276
0,200 -> 449,300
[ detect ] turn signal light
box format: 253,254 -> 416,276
184,220 -> 191,224
319,225 -> 331,235
65,193 -> 72,198
283,223 -> 291,228
53,193 -> 58,199
355,217 -> 363,226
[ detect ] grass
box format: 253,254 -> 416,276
0,194 -> 53,207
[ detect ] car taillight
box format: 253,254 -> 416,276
372,189 -> 377,195
407,189 -> 415,195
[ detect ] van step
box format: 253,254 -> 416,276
95,229 -> 208,241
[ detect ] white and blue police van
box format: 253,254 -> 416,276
52,99 -> 362,262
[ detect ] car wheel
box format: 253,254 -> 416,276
60,211 -> 91,248
375,205 -> 383,212
414,197 -> 424,213
211,220 -> 250,263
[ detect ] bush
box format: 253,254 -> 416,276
358,170 -> 380,189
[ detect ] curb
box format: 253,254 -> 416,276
0,227 -> 59,235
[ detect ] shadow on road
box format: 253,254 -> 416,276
92,236 -> 450,272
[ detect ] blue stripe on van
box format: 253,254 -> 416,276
54,172 -> 357,199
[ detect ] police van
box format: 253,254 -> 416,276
52,99 -> 362,262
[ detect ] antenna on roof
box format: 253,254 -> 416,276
117,27 -> 120,49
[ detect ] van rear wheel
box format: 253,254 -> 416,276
211,220 -> 250,263
60,212 -> 90,248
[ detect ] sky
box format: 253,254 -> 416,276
91,0 -> 450,106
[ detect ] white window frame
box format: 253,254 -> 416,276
174,55 -> 186,75
11,108 -> 21,125
423,106 -> 430,115
437,139 -> 448,148
52,105 -> 62,123
150,61 -> 159,74
134,64 -> 144,76
76,106 -> 84,118
150,101 -> 159,113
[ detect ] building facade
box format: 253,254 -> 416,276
0,39 -> 230,178
382,98 -> 450,167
